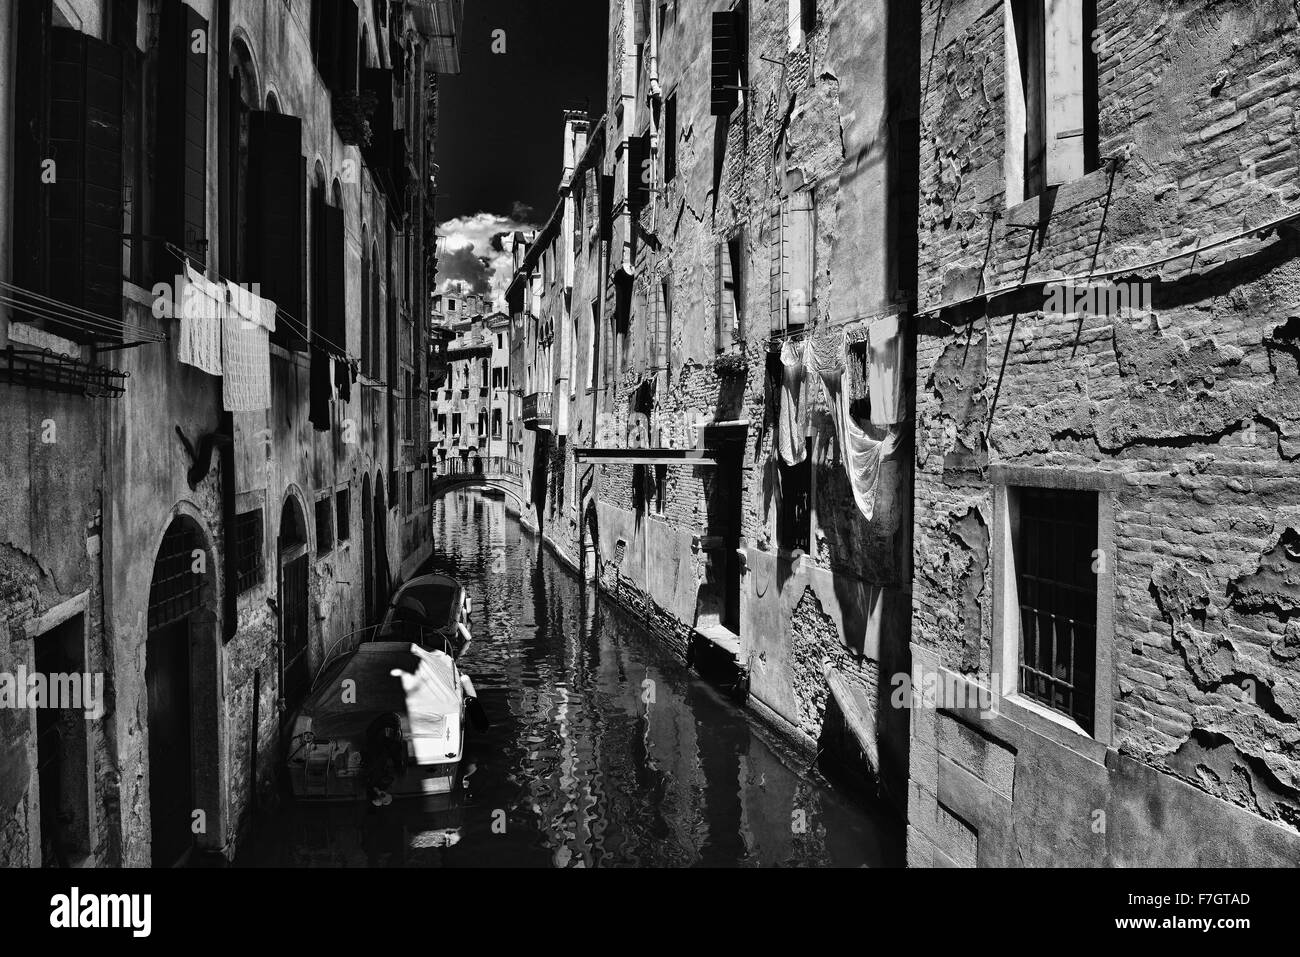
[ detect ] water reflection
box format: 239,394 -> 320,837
239,491 -> 903,867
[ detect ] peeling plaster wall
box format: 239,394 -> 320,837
911,0 -> 1300,866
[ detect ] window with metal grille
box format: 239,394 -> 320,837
314,496 -> 333,555
148,522 -> 205,631
1012,486 -> 1097,734
336,489 -> 351,542
234,509 -> 264,595
405,471 -> 413,514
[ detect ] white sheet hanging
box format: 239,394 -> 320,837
779,338 -> 808,465
867,313 -> 905,426
222,286 -> 277,412
808,327 -> 902,523
177,263 -> 225,377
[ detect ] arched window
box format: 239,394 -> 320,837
361,225 -> 371,374
310,163 -> 326,335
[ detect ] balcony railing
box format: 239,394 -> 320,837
522,391 -> 552,431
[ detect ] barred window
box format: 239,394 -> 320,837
148,522 -> 205,631
1012,486 -> 1097,734
234,509 -> 264,595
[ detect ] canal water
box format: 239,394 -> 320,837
238,491 -> 903,867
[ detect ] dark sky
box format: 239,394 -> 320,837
435,0 -> 609,223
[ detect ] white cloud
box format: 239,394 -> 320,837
434,210 -> 537,312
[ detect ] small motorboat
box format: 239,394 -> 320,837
378,573 -> 473,657
287,641 -> 479,802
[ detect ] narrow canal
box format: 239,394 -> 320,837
239,491 -> 903,867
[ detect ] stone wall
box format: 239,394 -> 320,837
910,0 -> 1300,866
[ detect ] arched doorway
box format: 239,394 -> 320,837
361,474 -> 373,627
145,516 -> 221,866
373,473 -> 389,618
278,496 -> 310,716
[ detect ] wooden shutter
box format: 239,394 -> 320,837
362,68 -> 394,171
769,201 -> 784,331
629,133 -> 651,216
786,191 -> 813,328
711,11 -> 738,116
730,229 -> 745,340
600,174 -> 615,240
338,1 -> 360,96
158,0 -> 208,258
17,24 -> 125,342
250,111 -> 306,349
324,203 -> 346,350
1045,0 -> 1084,186
664,94 -> 677,183
715,242 -> 734,350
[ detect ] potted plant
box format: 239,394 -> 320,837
712,350 -> 748,377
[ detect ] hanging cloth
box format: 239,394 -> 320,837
809,326 -> 901,523
309,342 -> 332,431
334,354 -> 355,403
866,313 -> 906,426
779,338 -> 808,465
221,286 -> 277,412
177,263 -> 224,377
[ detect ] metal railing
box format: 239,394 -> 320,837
433,455 -> 523,480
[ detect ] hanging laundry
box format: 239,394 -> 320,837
177,263 -> 224,377
779,337 -> 808,465
866,313 -> 906,426
228,282 -> 278,334
810,326 -> 902,523
309,342 -> 332,431
334,353 -> 355,403
221,286 -> 277,413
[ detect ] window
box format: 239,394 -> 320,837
1006,0 -> 1099,203
771,189 -> 814,331
315,496 -> 333,555
1009,486 -> 1097,733
664,92 -> 677,184
492,409 -> 503,439
234,510 -> 264,594
710,1 -> 748,116
715,231 -> 745,351
336,488 -> 351,542
788,0 -> 817,48
653,464 -> 667,516
405,471 -> 414,514
778,441 -> 812,553
654,276 -> 673,371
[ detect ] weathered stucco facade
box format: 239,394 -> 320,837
909,0 -> 1300,865
1,0 -> 453,866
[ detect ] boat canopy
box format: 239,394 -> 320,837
307,642 -> 461,745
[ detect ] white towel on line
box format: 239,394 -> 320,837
222,288 -> 277,412
177,263 -> 225,377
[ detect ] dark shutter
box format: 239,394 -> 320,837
600,174 -> 615,241
15,20 -> 125,342
664,93 -> 677,183
249,111 -> 306,349
158,0 -> 208,259
337,1 -> 360,96
362,68 -> 394,173
711,11 -> 738,116
323,203 -> 346,349
629,133 -> 651,216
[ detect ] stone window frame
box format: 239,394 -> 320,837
990,464 -> 1116,752
234,489 -> 269,609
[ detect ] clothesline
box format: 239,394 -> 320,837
0,279 -> 167,343
163,243 -> 358,366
